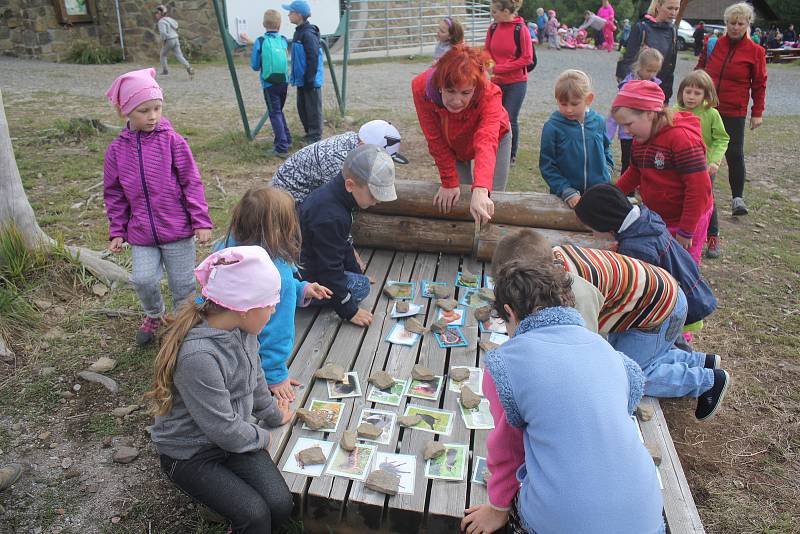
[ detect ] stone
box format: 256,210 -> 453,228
340,431 -> 357,452
460,386 -> 482,409
474,305 -> 493,322
313,363 -> 346,382
296,445 -> 327,466
297,408 -> 328,430
383,284 -> 403,299
431,284 -> 452,299
34,299 -> 52,311
429,318 -> 449,334
88,357 -> 116,373
357,422 -> 383,440
646,443 -> 662,466
365,469 -> 401,495
636,404 -> 654,422
61,457 -> 73,469
460,269 -> 478,285
478,288 -> 495,302
92,283 -> 108,297
395,301 -> 410,314
435,298 -> 458,312
423,441 -> 445,460
449,367 -> 470,383
77,371 -> 119,394
397,414 -> 422,427
72,384 -> 81,392
112,405 -> 140,418
479,340 -> 499,352
411,364 -> 435,382
38,431 -> 51,441
368,371 -> 395,390
39,366 -> 57,377
404,317 -> 427,335
112,446 -> 139,464
63,468 -> 81,480
11,423 -> 22,432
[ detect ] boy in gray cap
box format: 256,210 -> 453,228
299,145 -> 397,326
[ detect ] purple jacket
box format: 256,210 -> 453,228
103,118 -> 212,246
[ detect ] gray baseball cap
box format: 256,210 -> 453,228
343,144 -> 397,202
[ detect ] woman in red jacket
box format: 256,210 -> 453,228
696,2 -> 767,216
412,45 -> 511,224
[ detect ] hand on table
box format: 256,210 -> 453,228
349,308 -> 373,327
271,378 -> 301,402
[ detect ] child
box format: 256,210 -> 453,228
707,29 -> 720,57
433,17 -> 464,62
147,246 -> 294,532
612,80 -> 713,264
220,187 -> 332,401
283,0 -> 324,144
460,259 -> 663,534
536,8 -> 548,43
606,47 -> 663,173
620,18 -> 631,50
546,9 -> 560,50
299,145 -> 396,327
104,68 -> 213,345
154,5 -> 194,78
674,70 -> 730,259
539,70 -> 613,208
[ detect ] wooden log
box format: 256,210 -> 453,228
366,180 -> 587,231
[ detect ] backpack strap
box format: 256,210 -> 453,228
513,22 -> 522,58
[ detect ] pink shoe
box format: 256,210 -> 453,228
136,316 -> 162,345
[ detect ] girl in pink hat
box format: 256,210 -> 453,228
103,68 -> 213,345
146,245 -> 294,533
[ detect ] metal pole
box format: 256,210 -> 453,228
342,2 -> 350,115
385,3 -> 389,57
211,0 -> 252,139
114,0 -> 125,60
418,2 -> 423,54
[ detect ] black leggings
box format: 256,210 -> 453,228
620,138 -> 633,174
721,116 -> 747,199
708,174 -> 719,237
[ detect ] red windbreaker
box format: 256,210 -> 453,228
695,34 -> 767,118
616,112 -> 712,238
411,69 -> 510,191
484,15 -> 533,85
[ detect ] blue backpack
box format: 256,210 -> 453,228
260,33 -> 288,84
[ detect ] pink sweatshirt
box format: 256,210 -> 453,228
484,369 -> 525,510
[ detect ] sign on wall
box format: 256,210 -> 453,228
224,0 -> 342,43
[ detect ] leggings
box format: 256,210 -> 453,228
707,174 -> 719,238
620,138 -> 633,174
456,132 -> 512,192
721,115 -> 747,199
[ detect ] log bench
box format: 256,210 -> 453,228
766,47 -> 800,63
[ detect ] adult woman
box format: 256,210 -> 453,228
485,0 -> 533,166
696,2 -> 766,216
412,45 -> 511,224
597,0 -> 616,52
616,0 -> 680,101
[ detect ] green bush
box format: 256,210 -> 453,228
66,40 -> 123,64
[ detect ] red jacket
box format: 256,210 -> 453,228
412,69 -> 510,191
695,34 -> 767,118
484,16 -> 533,85
616,112 -> 712,238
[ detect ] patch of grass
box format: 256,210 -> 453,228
86,414 -> 120,437
66,40 -> 123,64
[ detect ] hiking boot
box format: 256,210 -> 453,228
705,235 -> 721,259
704,354 -> 721,369
0,464 -> 23,493
186,66 -> 195,79
161,69 -> 169,76
270,149 -> 289,159
731,197 -> 748,216
696,369 -> 730,421
136,316 -> 162,346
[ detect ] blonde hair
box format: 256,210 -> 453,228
647,0 -> 678,17
677,70 -> 719,108
263,9 -> 281,30
492,0 -> 523,14
536,7 -> 544,16
554,69 -> 593,102
632,48 -> 664,78
724,2 -> 754,25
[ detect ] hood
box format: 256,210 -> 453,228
655,111 -> 702,141
617,205 -> 666,239
163,17 -> 178,30
183,321 -> 245,345
547,108 -> 603,128
643,15 -> 674,30
118,117 -> 174,140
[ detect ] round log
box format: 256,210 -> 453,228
474,224 -> 615,262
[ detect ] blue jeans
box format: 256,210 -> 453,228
498,80 -> 527,159
263,85 -> 292,153
309,271 -> 370,307
608,290 -> 714,398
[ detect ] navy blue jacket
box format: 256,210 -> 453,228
616,206 -> 717,325
299,173 -> 361,320
290,21 -> 323,88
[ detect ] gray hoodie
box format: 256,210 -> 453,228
158,16 -> 179,41
150,322 -> 284,459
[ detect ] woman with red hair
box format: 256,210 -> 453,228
412,45 -> 511,224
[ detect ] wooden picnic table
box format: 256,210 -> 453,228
766,47 -> 800,63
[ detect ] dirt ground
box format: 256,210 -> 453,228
0,50 -> 799,533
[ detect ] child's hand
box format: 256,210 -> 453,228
350,308 -> 373,327
109,237 -> 125,254
239,32 -> 253,45
270,378 -> 301,402
461,504 -> 509,533
566,194 -> 581,209
307,283 -> 332,300
676,234 -> 693,250
708,162 -> 720,175
195,228 -> 212,244
277,398 -> 294,425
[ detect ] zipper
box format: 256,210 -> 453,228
714,38 -> 739,97
580,121 -> 587,192
137,132 -> 160,246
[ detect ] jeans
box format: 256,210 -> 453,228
721,115 -> 747,199
263,85 -> 292,153
548,32 -> 560,49
620,138 -> 633,174
160,448 -> 294,534
608,290 -> 714,398
296,86 -> 323,142
498,81 -> 527,159
160,37 -> 191,71
131,237 -> 196,318
309,271 -> 370,307
456,132 -> 512,192
707,173 -> 719,237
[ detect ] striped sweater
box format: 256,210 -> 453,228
554,245 -> 678,333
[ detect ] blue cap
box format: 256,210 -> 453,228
282,1 -> 311,17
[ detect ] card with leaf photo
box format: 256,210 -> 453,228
447,366 -> 483,394
459,288 -> 492,308
421,280 -> 449,298
385,281 -> 415,300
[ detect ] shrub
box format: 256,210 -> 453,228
66,40 -> 123,64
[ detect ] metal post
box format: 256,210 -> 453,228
114,0 -> 125,60
419,2 -> 423,54
342,3 -> 350,115
385,3 -> 389,57
211,0 -> 252,139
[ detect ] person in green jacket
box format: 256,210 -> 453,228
675,70 -> 730,259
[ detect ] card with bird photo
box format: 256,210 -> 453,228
356,408 -> 397,445
405,375 -> 444,401
425,443 -> 467,481
455,271 -> 480,289
402,405 -> 454,435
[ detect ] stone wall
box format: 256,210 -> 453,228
0,0 -> 222,62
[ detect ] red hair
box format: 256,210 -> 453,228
432,45 -> 488,97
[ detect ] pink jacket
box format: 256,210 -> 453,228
103,118 -> 212,246
484,369 -> 525,509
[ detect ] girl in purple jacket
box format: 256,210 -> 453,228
104,68 -> 213,345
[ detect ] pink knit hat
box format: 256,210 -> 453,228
105,68 -> 163,116
612,79 -> 665,112
194,246 -> 281,312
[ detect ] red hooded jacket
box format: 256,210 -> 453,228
484,15 -> 533,85
616,112 -> 712,238
695,34 -> 767,118
412,68 -> 510,191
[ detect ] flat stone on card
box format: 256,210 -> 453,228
398,414 -> 422,427
411,364 -> 435,382
474,305 -> 492,322
435,298 -> 458,312
365,469 -> 401,495
478,287 -> 495,302
429,318 -> 449,334
314,363 -> 346,382
479,340 -> 499,352
296,445 -> 327,466
423,440 -> 445,460
431,284 -> 452,299
636,404 -> 654,422
357,422 -> 383,440
383,284 -> 403,299
449,367 -> 471,383
404,317 -> 427,335
297,408 -> 328,430
460,385 -> 482,409
396,301 -> 410,313
340,431 -> 357,452
460,269 -> 478,285
368,371 -> 395,390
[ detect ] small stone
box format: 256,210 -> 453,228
38,431 -> 52,441
39,366 -> 57,377
411,364 -> 435,382
34,299 -> 53,311
449,367 -> 470,383
43,327 -> 64,341
646,443 -> 662,466
340,431 -> 357,452
313,363 -> 346,382
88,357 -> 116,373
435,298 -> 458,312
112,446 -> 139,464
636,404 -> 654,422
365,469 -> 401,495
111,516 -> 121,524
429,318 -> 449,334
423,441 -> 445,460
77,371 -> 119,394
72,384 -> 81,392
357,422 -> 383,440
478,288 -> 495,302
474,305 -> 492,322
431,284 -> 452,299
92,283 -> 108,297
479,340 -> 499,352
101,436 -> 113,448
297,408 -> 328,430
11,423 -> 23,432
61,457 -> 73,469
395,301 -> 410,314
64,468 -> 81,479
112,405 -> 140,418
296,445 -> 327,466
732,479 -> 745,489
368,371 -> 395,390
398,414 -> 422,427
460,269 -> 478,285
404,317 -> 427,334
49,443 -> 57,449
460,386 -> 481,409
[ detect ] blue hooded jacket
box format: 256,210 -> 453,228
290,21 -> 324,88
539,108 -> 613,202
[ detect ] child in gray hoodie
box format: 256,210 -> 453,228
148,246 -> 293,533
154,5 -> 194,78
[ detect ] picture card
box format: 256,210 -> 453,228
434,326 -> 469,349
366,378 -> 407,407
447,366 -> 483,395
483,275 -> 495,290
479,315 -> 507,334
385,323 -> 421,346
302,399 -> 345,433
405,376 -> 444,401
356,408 -> 397,445
459,288 -> 492,308
385,280 -> 415,300
325,442 -> 377,481
459,399 -> 494,430
488,332 -> 510,345
391,301 -> 423,318
455,271 -> 480,289
436,307 -> 465,327
421,280 -> 449,298
471,456 -> 488,486
402,405 -> 454,435
373,452 -> 417,494
282,438 -> 335,477
425,443 -> 468,481
327,372 -> 362,399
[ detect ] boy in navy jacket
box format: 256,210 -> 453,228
283,0 -> 324,143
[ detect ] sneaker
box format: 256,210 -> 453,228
136,316 -> 162,346
695,369 -> 730,421
705,235 -> 721,259
0,464 -> 23,493
270,149 -> 289,159
187,66 -> 195,79
731,197 -> 748,216
161,69 -> 169,76
704,354 -> 721,369
510,156 -> 516,167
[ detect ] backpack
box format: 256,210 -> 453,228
260,33 -> 288,84
489,21 -> 537,72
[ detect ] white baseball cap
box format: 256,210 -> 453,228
358,120 -> 408,164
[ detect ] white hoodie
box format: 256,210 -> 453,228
158,16 -> 179,41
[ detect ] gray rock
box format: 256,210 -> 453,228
112,404 -> 140,418
395,301 -> 410,314
423,441 -> 445,460
314,363 -> 346,382
460,386 -> 482,409
77,371 -> 119,394
297,408 -> 328,430
636,404 -> 654,422
88,357 -> 116,373
398,414 -> 422,427
449,367 -> 470,383
11,423 -> 22,432
340,431 -> 357,452
411,364 -> 435,382
365,469 -> 401,495
460,269 -> 478,285
431,284 -> 452,299
479,340 -> 499,352
404,317 -> 427,334
368,371 -> 395,390
435,298 -> 458,312
429,318 -> 450,334
357,422 -> 383,440
383,284 -> 405,299
112,446 -> 139,464
478,288 -> 495,302
296,445 -> 327,466
474,305 -> 493,322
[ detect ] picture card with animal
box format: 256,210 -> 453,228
405,375 -> 444,401
385,323 -> 421,346
302,400 -> 345,433
447,366 -> 483,394
402,405 -> 454,435
455,270 -> 480,289
385,280 -> 415,300
459,288 -> 492,308
483,275 -> 495,290
425,443 -> 468,481
434,326 -> 469,349
391,301 -> 423,318
479,314 -> 507,334
372,452 -> 416,495
436,307 -> 465,327
325,442 -> 377,481
327,372 -> 362,399
282,438 -> 336,477
421,280 -> 449,298
471,456 -> 488,486
356,408 -> 397,445
366,378 -> 407,407
459,399 -> 494,430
